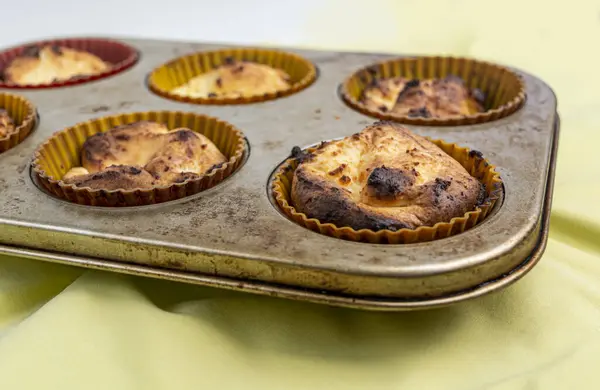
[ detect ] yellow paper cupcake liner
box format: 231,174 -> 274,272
341,56 -> 526,126
0,92 -> 37,153
148,47 -> 317,105
272,139 -> 503,244
32,111 -> 246,207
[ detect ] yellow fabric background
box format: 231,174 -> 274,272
1,1 -> 599,388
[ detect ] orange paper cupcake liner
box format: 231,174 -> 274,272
0,37 -> 139,89
32,111 -> 246,207
148,47 -> 317,105
0,92 -> 37,153
341,56 -> 526,126
272,139 -> 503,244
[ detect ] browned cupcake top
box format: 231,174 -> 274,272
361,75 -> 485,119
62,120 -> 226,190
3,45 -> 110,85
0,109 -> 15,138
171,58 -> 291,99
291,121 -> 484,231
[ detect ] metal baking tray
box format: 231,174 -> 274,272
0,37 -> 559,310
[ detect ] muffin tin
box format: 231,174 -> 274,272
0,37 -> 559,310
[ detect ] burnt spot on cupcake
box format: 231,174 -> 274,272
174,130 -> 195,142
471,88 -> 486,106
174,176 -> 187,183
339,175 -> 351,185
163,166 -> 170,172
186,146 -> 194,158
50,45 -> 63,55
378,105 -> 388,112
127,166 -> 142,175
224,56 -> 235,65
405,79 -> 420,88
366,66 -> 379,77
432,178 -> 452,205
201,144 -> 207,149
366,166 -> 416,200
209,162 -> 225,172
476,183 -> 487,205
208,92 -> 217,98
371,220 -> 410,232
232,64 -> 245,74
372,120 -> 395,127
396,79 -> 421,101
22,45 -> 41,58
216,78 -> 223,88
291,146 -> 313,163
115,134 -> 130,141
407,107 -> 431,118
316,141 -> 330,150
469,149 -> 484,159
328,164 -> 346,176
83,133 -> 112,163
433,178 -> 451,197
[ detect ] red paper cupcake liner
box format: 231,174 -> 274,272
0,37 -> 139,89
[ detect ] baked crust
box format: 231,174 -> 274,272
361,75 -> 485,118
172,58 -> 291,99
291,121 -> 484,231
62,120 -> 226,190
3,45 -> 110,85
0,109 -> 15,138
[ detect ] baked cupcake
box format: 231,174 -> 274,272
61,120 -> 226,191
0,109 -> 15,138
148,47 -> 316,105
272,120 -> 502,243
2,44 -> 110,85
341,56 -> 526,126
33,111 -> 245,206
0,92 -> 37,153
361,75 -> 485,119
172,57 -> 291,99
291,121 -> 484,231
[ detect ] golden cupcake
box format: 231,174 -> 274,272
171,57 -> 291,99
3,45 -> 110,85
361,75 -> 485,119
62,120 -> 226,190
290,121 -> 485,231
0,109 -> 15,138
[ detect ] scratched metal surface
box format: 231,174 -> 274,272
0,38 -> 558,304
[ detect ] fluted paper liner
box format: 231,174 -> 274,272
341,56 -> 526,126
32,111 -> 246,207
148,47 -> 317,105
0,38 -> 139,89
272,139 -> 503,244
0,92 -> 37,153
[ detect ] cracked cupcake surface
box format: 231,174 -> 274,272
62,120 -> 226,190
0,109 -> 15,138
171,58 -> 291,99
361,75 -> 485,119
3,45 -> 110,85
290,121 -> 484,231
